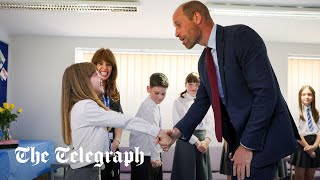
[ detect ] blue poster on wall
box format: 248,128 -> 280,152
0,41 -> 8,105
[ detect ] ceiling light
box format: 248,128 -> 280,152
0,0 -> 140,12
206,3 -> 320,19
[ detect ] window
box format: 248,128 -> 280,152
76,48 -> 201,146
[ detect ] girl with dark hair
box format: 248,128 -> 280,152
171,72 -> 214,180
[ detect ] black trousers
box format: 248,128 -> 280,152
101,157 -> 120,180
131,155 -> 163,180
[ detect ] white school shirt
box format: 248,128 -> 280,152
294,105 -> 320,136
173,92 -> 214,145
129,96 -> 162,161
68,99 -> 160,169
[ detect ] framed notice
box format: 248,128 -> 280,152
0,41 -> 8,105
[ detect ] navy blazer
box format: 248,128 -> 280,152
175,24 -> 298,167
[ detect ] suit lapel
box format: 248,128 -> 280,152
216,25 -> 227,105
199,49 -> 206,74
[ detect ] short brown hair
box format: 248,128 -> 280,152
181,1 -> 211,21
149,73 -> 169,88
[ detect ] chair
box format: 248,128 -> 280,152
283,156 -> 293,180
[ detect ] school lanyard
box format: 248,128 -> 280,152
103,94 -> 113,152
103,95 -> 111,132
102,95 -> 110,108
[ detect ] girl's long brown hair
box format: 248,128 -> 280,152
298,85 -> 319,123
91,48 -> 120,102
61,62 -> 109,145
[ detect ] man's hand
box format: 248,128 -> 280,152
196,138 -> 210,153
162,128 -> 181,151
156,129 -> 173,151
231,145 -> 253,180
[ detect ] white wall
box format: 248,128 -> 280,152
7,35 -> 320,148
0,28 -> 9,44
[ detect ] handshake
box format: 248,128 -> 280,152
155,128 -> 181,151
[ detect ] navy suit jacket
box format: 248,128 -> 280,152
175,24 -> 299,167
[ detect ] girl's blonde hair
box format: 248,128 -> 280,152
61,62 -> 109,145
91,48 -> 120,102
298,85 -> 319,123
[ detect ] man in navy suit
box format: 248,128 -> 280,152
161,1 -> 299,179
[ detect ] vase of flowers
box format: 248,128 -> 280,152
1,125 -> 11,141
0,102 -> 23,141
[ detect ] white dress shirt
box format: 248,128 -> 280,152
294,105 -> 320,136
207,23 -> 225,104
69,99 -> 160,169
129,96 -> 162,161
173,92 -> 214,145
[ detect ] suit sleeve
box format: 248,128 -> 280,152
233,25 -> 277,151
174,78 -> 211,142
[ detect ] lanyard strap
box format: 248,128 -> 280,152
102,95 -> 110,108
